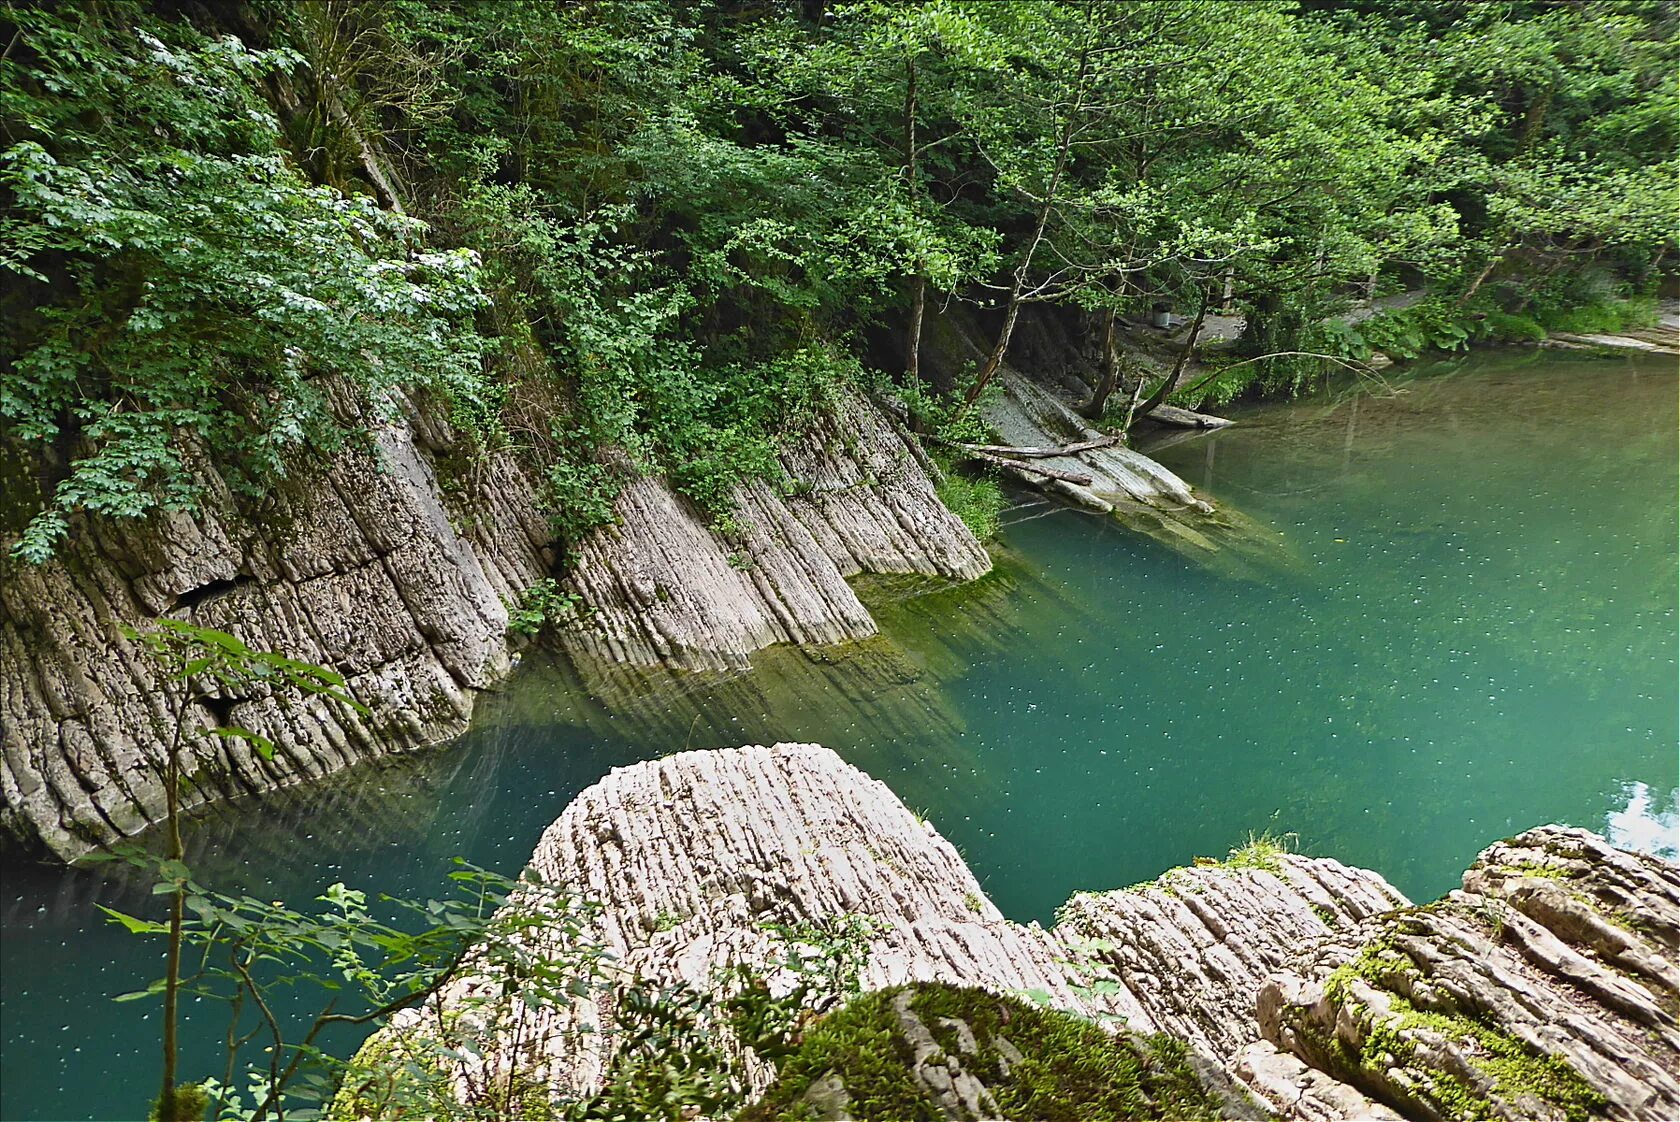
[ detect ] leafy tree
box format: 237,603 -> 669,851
1,3 -> 495,562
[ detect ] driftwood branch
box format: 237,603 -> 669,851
970,451 -> 1094,486
925,434 -> 1108,485
925,436 -> 1097,484
942,436 -> 1117,459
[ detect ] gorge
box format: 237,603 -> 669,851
3,348 -> 1675,1120
2,2 -> 1676,1119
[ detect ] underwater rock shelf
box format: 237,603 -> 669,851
376,743 -> 1680,1119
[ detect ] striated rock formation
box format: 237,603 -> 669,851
376,745 -> 1679,1121
558,392 -> 989,672
1,406 -> 551,861
984,369 -> 1214,522
1260,826 -> 1680,1122
383,743 -> 1405,1118
1,391 -> 985,859
980,369 -> 1291,575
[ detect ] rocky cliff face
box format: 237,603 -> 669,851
0,393 -> 986,860
382,744 -> 1678,1121
559,391 -> 988,672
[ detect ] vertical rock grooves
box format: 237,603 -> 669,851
1,411 -> 547,862
391,743 -> 1404,1117
392,745 -> 1677,1120
1,392 -> 987,860
558,391 -> 990,671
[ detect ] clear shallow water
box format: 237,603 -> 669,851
3,349 -> 1676,1120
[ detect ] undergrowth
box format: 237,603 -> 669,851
934,464 -> 1005,541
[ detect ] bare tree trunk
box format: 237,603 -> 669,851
1130,285 -> 1212,426
907,276 -> 927,385
158,695 -> 191,1120
324,91 -> 404,213
1122,372 -> 1147,434
966,277 -> 1027,406
1456,250 -> 1504,307
964,49 -> 1088,407
903,56 -> 925,387
1081,306 -> 1120,418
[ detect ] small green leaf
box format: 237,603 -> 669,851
98,905 -> 167,935
204,725 -> 276,760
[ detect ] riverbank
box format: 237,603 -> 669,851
0,386 -> 994,860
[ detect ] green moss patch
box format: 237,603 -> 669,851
739,983 -> 1237,1121
1325,929 -> 1604,1122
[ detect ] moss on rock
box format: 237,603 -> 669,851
738,982 -> 1254,1122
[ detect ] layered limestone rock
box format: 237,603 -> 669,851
984,370 -> 1214,521
384,743 -> 1405,1118
376,745 -> 1678,1121
1,407 -> 550,861
1,392 -> 986,859
1259,825 -> 1680,1122
558,392 -> 989,672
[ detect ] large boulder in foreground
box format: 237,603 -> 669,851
1259,826 -> 1680,1122
354,745 -> 1677,1120
376,743 -> 1405,1119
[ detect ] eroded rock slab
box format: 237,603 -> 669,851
1259,825 -> 1680,1122
364,748 -> 1677,1120
383,743 -> 1406,1118
1,408 -> 550,860
559,392 -> 989,672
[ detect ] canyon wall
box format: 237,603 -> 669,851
0,394 -> 987,859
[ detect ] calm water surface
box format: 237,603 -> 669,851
3,349 -> 1676,1120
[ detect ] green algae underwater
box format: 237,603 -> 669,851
2,349 -> 1675,1120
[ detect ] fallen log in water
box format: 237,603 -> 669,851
933,435 -> 1120,459
926,435 -> 1097,485
1145,403 -> 1234,429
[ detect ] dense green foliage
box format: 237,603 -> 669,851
1,3 -> 496,561
4,0 -> 1673,558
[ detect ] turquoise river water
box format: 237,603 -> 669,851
2,349 -> 1676,1120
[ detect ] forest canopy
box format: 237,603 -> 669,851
3,0 -> 1675,559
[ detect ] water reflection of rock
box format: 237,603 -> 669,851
519,564 -> 1046,801
116,565 -> 1059,883
170,743 -> 478,893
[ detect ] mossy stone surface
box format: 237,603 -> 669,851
738,982 -> 1258,1121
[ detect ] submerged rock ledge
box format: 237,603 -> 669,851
371,743 -> 1678,1119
